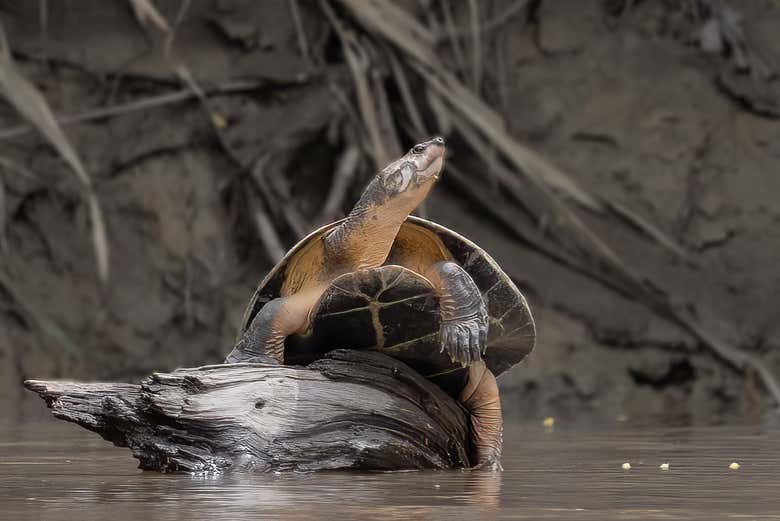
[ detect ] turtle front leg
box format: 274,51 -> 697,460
224,293 -> 311,364
460,361 -> 503,470
425,261 -> 488,366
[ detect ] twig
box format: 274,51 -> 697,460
467,0 -> 482,92
164,0 -> 191,59
0,156 -> 38,179
322,0 -> 393,168
444,163 -> 631,299
289,0 -> 314,70
318,145 -> 361,224
127,0 -> 171,32
606,200 -> 691,262
375,1 -> 436,46
127,0 -> 307,257
106,141 -> 201,180
370,61 -> 403,159
413,60 -> 603,210
0,267 -> 79,355
387,50 -> 427,139
0,21 -> 109,283
0,81 -> 265,142
38,0 -> 48,63
675,130 -> 710,240
337,0 -> 597,209
251,154 -> 309,239
440,0 -> 469,77
432,0 -> 529,42
673,309 -> 780,406
248,193 -> 286,263
447,111 -> 535,217
495,14 -> 511,115
0,174 -> 6,253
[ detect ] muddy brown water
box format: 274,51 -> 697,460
2,419 -> 778,520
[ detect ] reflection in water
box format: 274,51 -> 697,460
2,419 -> 779,520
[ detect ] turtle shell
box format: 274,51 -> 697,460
240,216 -> 536,389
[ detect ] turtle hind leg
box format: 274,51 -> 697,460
224,293 -> 312,364
425,261 -> 488,367
460,361 -> 503,470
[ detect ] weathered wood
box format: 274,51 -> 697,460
24,350 -> 470,473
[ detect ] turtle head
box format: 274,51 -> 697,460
375,137 -> 445,206
337,137 -> 445,255
350,137 -> 445,223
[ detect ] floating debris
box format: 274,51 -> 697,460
622,462 -> 632,470
659,463 -> 670,471
729,462 -> 740,470
542,417 -> 555,428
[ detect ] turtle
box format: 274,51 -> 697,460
225,137 -> 535,469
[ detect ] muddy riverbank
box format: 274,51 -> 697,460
1,0 -> 779,422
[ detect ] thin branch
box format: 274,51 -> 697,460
318,145 -> 361,225
289,0 -> 313,70
0,81 -> 265,141
248,193 -> 286,263
387,50 -> 427,138
322,0 -> 392,168
38,0 -> 48,63
432,0 -> 529,42
606,200 -> 691,263
0,267 -> 80,355
467,0 -> 482,92
440,0 -> 469,76
251,154 -> 309,239
0,21 -> 109,282
0,174 -> 5,253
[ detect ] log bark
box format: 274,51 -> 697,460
24,350 -> 470,473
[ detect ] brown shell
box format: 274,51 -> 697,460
240,216 -> 536,381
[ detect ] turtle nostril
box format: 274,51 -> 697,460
433,136 -> 445,145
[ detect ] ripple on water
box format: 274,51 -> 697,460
1,420 -> 779,521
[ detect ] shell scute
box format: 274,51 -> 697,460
241,217 -> 536,379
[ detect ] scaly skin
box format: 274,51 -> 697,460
224,136 -> 503,469
226,137 -> 447,361
460,362 -> 503,469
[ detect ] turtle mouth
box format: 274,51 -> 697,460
416,156 -> 444,183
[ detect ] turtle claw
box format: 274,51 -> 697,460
440,311 -> 488,367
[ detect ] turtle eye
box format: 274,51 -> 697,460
412,144 -> 426,154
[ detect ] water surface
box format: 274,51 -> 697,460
2,419 -> 778,520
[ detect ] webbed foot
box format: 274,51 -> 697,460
424,261 -> 489,367
440,307 -> 488,367
470,457 -> 503,472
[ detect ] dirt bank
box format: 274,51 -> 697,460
1,0 -> 778,423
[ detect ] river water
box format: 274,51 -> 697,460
1,418 -> 778,520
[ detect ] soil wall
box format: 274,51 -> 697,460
1,0 -> 778,424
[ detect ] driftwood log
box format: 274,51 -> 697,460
24,350 -> 470,472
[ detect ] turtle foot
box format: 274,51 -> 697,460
470,457 -> 503,472
440,312 -> 488,367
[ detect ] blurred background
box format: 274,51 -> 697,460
1,0 -> 779,425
